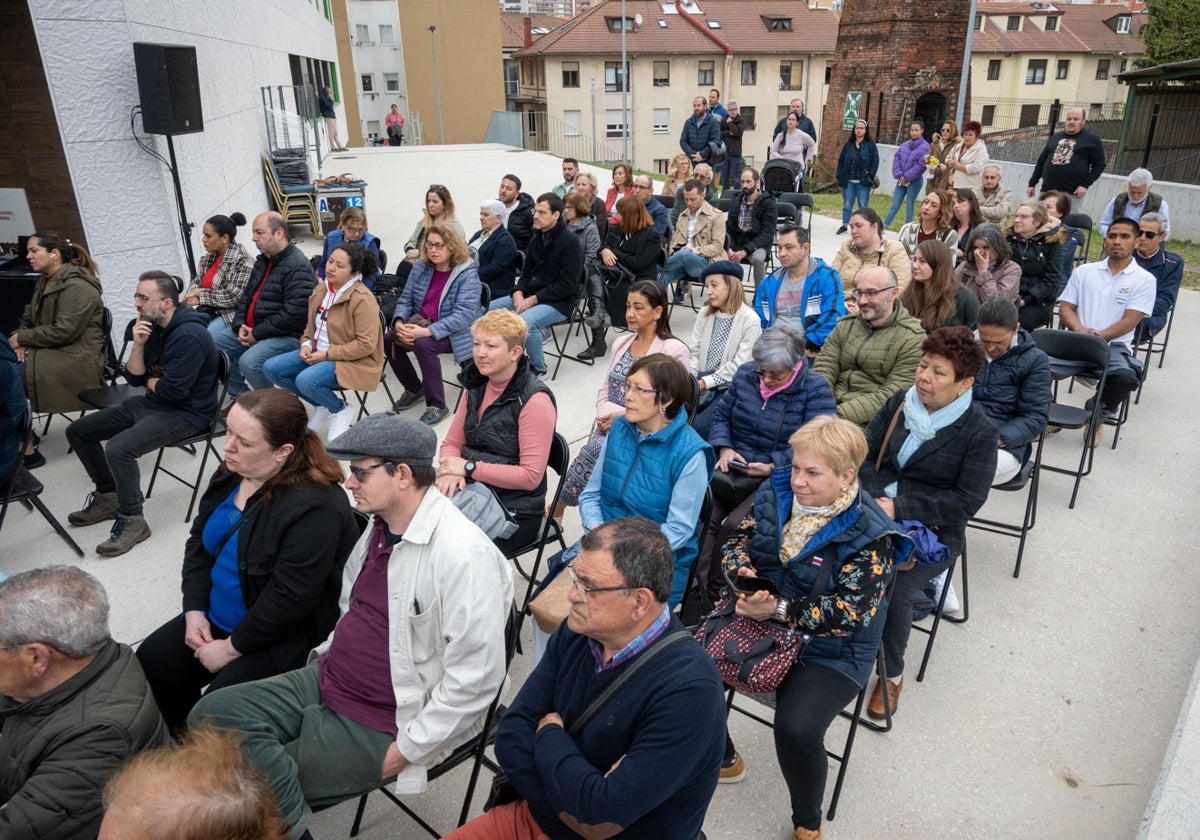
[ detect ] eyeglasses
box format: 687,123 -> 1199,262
1137,231 -> 1162,239
348,462 -> 392,482
425,241 -> 447,250
565,564 -> 631,600
133,294 -> 166,303
633,184 -> 652,191
429,184 -> 445,191
852,285 -> 896,300
623,381 -> 657,397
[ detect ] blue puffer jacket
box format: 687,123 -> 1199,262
601,412 -> 715,605
749,468 -> 911,686
971,328 -> 1051,464
680,114 -> 721,160
394,259 -> 483,363
708,361 -> 835,467
753,257 -> 846,347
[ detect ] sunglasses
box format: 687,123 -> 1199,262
1136,231 -> 1162,239
348,462 -> 393,482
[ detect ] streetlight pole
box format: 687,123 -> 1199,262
620,0 -> 628,161
429,25 -> 445,144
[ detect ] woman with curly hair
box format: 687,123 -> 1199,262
898,189 -> 960,255
662,153 -> 693,197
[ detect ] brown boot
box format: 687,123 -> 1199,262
793,826 -> 822,840
867,677 -> 902,719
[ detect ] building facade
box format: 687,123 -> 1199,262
337,0 -> 409,145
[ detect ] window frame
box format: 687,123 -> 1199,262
1056,59 -> 1070,80
653,61 -> 670,87
561,61 -> 580,89
360,73 -> 374,93
652,108 -> 670,134
1096,59 -> 1111,80
698,60 -> 715,86
1025,59 -> 1047,85
740,60 -> 757,86
987,60 -> 1001,81
604,61 -> 629,93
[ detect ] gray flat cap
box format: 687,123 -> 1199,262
325,412 -> 437,465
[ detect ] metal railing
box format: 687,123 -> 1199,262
518,110 -> 626,165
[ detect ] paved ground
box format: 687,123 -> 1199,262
7,144 -> 1199,839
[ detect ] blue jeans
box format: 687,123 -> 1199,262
211,325 -> 300,396
489,296 -> 565,374
721,155 -> 743,190
262,352 -> 346,413
883,179 -> 924,227
660,249 -> 710,286
841,182 -> 872,224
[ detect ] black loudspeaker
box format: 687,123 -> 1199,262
133,42 -> 204,135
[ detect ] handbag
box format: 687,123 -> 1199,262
696,552 -> 833,694
450,482 -> 518,541
391,314 -> 432,352
484,630 -> 694,811
709,468 -> 763,510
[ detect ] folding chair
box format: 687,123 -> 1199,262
657,193 -> 675,210
336,310 -> 394,421
967,432 -> 1045,579
443,286 -> 492,409
777,192 -> 814,238
262,151 -> 320,235
40,306 -> 115,437
346,603 -> 520,838
1030,328 -> 1110,508
675,488 -> 714,629
1064,212 -> 1093,268
509,432 -> 571,620
1134,303 -> 1175,404
908,550 -> 967,682
546,269 -> 592,380
0,401 -> 84,557
78,316 -> 142,411
144,352 -> 232,522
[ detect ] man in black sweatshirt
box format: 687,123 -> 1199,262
1027,108 -> 1106,200
66,271 -> 219,557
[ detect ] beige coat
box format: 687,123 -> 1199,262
832,237 -> 914,294
301,280 -> 383,392
669,201 -> 727,260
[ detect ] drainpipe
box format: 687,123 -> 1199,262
675,0 -> 734,112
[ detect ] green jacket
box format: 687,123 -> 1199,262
0,639 -> 169,840
16,265 -> 106,412
812,302 -> 926,425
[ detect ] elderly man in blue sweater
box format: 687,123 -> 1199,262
446,517 -> 726,840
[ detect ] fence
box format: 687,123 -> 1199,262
513,110 -> 626,166
1118,99 -> 1200,184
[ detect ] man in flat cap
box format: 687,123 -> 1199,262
190,413 -> 514,840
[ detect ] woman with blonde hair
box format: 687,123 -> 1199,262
662,153 -> 693,197
898,189 -> 960,254
573,171 -> 608,241
926,119 -> 962,193
401,184 -> 466,268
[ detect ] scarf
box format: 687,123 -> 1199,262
758,359 -> 804,401
884,386 -> 973,497
780,479 -> 859,564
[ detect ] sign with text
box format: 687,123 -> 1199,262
842,92 -> 863,130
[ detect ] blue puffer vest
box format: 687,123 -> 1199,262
601,412 -> 716,604
748,467 -> 912,686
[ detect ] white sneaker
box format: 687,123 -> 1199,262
307,406 -> 331,433
327,404 -> 355,441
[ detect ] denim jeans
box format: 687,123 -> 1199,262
65,396 -> 200,517
261,352 -> 346,413
489,296 -> 565,374
384,331 -> 454,409
883,179 -> 924,227
211,324 -> 300,396
660,249 -> 710,286
721,155 -> 743,191
189,662 -> 394,840
841,182 -> 872,224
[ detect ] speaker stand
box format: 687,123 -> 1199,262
164,133 -> 198,279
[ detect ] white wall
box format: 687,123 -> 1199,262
29,0 -> 338,327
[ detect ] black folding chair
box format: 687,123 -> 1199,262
78,316 -> 142,410
967,432 -> 1046,579
506,432 -> 571,596
1064,212 -> 1093,268
0,401 -> 84,557
777,192 -> 814,237
546,269 -> 593,380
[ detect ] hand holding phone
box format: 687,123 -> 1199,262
723,566 -> 779,596
727,459 -> 750,470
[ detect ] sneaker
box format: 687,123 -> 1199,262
419,406 -> 450,426
96,514 -> 151,557
68,491 -> 119,527
719,752 -> 745,783
391,390 -> 423,412
327,404 -> 355,441
22,450 -> 46,470
532,368 -> 549,383
836,224 -> 849,235
307,406 -> 332,433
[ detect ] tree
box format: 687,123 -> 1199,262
1138,0 -> 1200,67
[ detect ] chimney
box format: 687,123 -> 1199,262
524,15 -> 533,48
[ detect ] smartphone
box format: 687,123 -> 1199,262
723,566 -> 780,596
727,459 -> 750,470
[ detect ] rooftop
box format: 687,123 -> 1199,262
972,0 -> 1146,54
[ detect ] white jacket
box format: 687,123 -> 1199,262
313,487 -> 514,794
689,303 -> 762,391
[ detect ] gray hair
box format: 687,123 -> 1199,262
581,517 -> 672,603
983,163 -> 1002,177
480,199 -> 506,219
965,223 -> 1011,265
976,297 -> 1019,330
726,99 -> 738,108
1128,168 -> 1153,188
1140,212 -> 1165,227
752,327 -> 805,373
695,163 -> 712,177
0,566 -> 110,658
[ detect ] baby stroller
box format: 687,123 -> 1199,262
761,158 -> 803,196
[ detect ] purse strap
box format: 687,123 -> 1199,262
209,495 -> 261,560
875,402 -> 905,473
568,629 -> 693,738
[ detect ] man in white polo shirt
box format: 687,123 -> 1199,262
1055,217 -> 1155,446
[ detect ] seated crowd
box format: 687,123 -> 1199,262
1,138 -> 1180,840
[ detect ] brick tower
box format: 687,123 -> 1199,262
820,0 -> 973,151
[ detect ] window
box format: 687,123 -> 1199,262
741,60 -> 757,86
698,61 -> 714,86
987,60 -> 1001,81
354,24 -> 370,43
654,158 -> 670,174
1026,59 -> 1047,85
527,111 -> 538,138
657,19 -> 667,29
707,20 -> 721,29
605,61 -> 628,93
653,61 -> 670,87
1006,15 -> 1020,31
740,105 -> 756,129
504,60 -> 518,96
1019,103 -> 1041,127
1089,103 -> 1103,119
1045,15 -> 1058,31
366,120 -> 380,138
974,14 -> 983,31
562,61 -> 579,88
384,73 -> 399,93
360,74 -> 374,92
563,110 -> 582,137
605,109 -> 626,140
653,108 -> 670,134
1120,59 -> 1128,73
768,18 -> 792,30
1096,59 -> 1110,80
378,24 -> 394,45
779,61 -> 802,91
605,16 -> 634,32
825,65 -> 832,84
1116,15 -> 1131,34
981,105 -> 996,126
1056,60 -> 1070,80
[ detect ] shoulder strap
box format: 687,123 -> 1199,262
568,629 -> 693,738
875,402 -> 905,472
210,495 -> 262,560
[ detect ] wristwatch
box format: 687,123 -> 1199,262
463,460 -> 476,482
772,597 -> 791,623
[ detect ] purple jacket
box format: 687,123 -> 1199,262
892,137 -> 931,183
